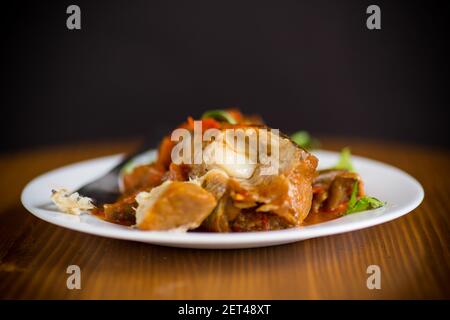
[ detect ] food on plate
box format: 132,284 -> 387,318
51,189 -> 95,215
52,109 -> 384,232
135,181 -> 217,231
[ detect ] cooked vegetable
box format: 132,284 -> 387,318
53,108 -> 385,232
201,110 -> 238,125
346,182 -> 384,214
122,163 -> 165,194
334,147 -> 354,171
325,173 -> 359,211
135,181 -> 217,231
103,194 -> 137,226
311,169 -> 360,216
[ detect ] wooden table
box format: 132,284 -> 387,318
0,138 -> 449,299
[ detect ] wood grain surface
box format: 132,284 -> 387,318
0,138 -> 449,299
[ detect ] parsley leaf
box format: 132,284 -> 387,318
334,147 -> 354,171
291,131 -> 320,150
201,110 -> 237,125
346,182 -> 385,214
347,181 -> 358,209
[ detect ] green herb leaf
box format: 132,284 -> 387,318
334,147 -> 354,171
346,182 -> 385,214
347,181 -> 358,209
291,131 -> 320,150
347,196 -> 385,214
201,110 -> 237,124
291,131 -> 311,147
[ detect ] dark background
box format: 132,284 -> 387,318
1,0 -> 448,152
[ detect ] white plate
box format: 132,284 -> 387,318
21,150 -> 424,249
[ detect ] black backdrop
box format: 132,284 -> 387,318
1,0 -> 448,152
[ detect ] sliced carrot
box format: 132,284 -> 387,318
156,136 -> 174,169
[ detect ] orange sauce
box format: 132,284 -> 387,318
91,208 -> 106,220
91,201 -> 348,229
90,208 -> 133,226
302,203 -> 347,226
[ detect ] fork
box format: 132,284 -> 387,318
75,141 -> 155,206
